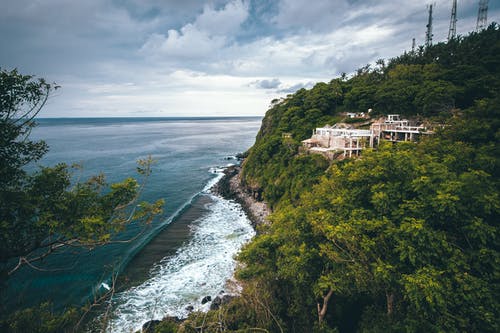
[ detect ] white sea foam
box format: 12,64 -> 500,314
104,194 -> 255,333
205,169 -> 225,187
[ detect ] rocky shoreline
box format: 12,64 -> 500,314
211,165 -> 270,229
140,165 -> 268,332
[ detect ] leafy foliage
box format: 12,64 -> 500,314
0,302 -> 80,333
235,25 -> 500,332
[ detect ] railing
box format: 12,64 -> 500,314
394,125 -> 425,132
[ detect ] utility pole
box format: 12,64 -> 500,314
476,0 -> 489,31
448,0 -> 457,41
425,4 -> 434,47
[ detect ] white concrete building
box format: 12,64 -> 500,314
302,115 -> 432,160
370,114 -> 427,143
302,123 -> 373,158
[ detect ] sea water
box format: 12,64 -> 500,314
3,117 -> 261,332
105,194 -> 255,332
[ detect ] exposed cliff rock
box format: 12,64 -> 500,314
211,165 -> 270,229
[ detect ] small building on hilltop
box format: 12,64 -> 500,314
302,123 -> 373,158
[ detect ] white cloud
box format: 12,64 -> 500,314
137,0 -> 410,80
139,0 -> 249,61
277,81 -> 315,93
202,22 -> 394,78
140,26 -> 226,60
195,0 -> 249,35
250,78 -> 282,89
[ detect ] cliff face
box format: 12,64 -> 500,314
211,166 -> 270,228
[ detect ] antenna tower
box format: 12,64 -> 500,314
448,0 -> 457,41
425,4 -> 434,47
476,0 -> 488,31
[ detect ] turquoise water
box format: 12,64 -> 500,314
4,117 -> 261,328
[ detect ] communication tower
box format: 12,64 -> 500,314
412,38 -> 416,53
476,0 -> 489,31
425,4 -> 434,47
448,0 -> 457,41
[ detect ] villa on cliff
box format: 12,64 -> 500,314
302,123 -> 372,158
371,114 -> 428,144
302,114 -> 430,159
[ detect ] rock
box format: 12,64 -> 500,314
201,295 -> 212,304
209,296 -> 222,310
235,152 -> 247,160
210,294 -> 237,310
142,319 -> 161,333
142,316 -> 183,332
210,165 -> 270,229
163,316 -> 183,323
221,294 -> 236,304
185,305 -> 194,312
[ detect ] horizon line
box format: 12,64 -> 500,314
35,115 -> 263,119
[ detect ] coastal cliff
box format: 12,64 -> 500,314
211,165 -> 270,228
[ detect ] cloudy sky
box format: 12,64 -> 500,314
1,0 -> 499,117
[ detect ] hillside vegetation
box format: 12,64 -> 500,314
242,24 -> 499,210
177,25 -> 499,333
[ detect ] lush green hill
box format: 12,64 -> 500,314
242,24 -> 500,211
230,24 -> 499,333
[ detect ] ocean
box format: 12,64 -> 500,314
4,117 -> 261,332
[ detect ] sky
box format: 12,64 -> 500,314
1,0 -> 499,117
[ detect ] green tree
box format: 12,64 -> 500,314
0,68 -> 164,279
0,302 -> 79,333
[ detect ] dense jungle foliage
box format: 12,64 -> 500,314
221,25 -> 499,332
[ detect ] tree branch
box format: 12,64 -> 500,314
317,288 -> 333,324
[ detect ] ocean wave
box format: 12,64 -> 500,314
103,193 -> 255,333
